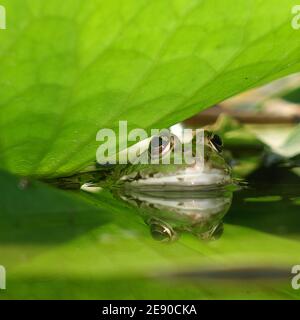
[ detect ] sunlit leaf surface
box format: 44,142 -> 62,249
0,0 -> 300,177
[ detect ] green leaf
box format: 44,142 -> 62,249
282,86 -> 300,103
246,124 -> 300,158
278,124 -> 300,158
0,0 -> 300,177
1,170 -> 300,299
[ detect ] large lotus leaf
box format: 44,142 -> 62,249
0,0 -> 299,178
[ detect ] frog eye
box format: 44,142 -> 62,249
210,134 -> 223,153
148,134 -> 172,158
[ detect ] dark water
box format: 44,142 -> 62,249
226,167 -> 300,241
113,165 -> 300,292
118,166 -> 300,243
1,165 -> 299,299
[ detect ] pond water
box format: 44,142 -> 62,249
96,165 -> 300,299
227,166 -> 300,242
112,166 -> 300,244
2,164 -> 299,299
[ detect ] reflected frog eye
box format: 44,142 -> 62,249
210,134 -> 223,153
149,219 -> 177,242
148,135 -> 172,158
209,222 -> 224,240
198,223 -> 224,241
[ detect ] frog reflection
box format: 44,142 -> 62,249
118,190 -> 232,242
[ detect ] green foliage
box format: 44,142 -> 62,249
0,0 -> 299,177
1,1 -> 300,299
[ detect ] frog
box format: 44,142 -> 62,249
114,130 -> 232,192
49,130 -> 233,193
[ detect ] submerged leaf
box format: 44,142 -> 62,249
1,170 -> 300,299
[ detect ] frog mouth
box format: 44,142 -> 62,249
123,167 -> 232,191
